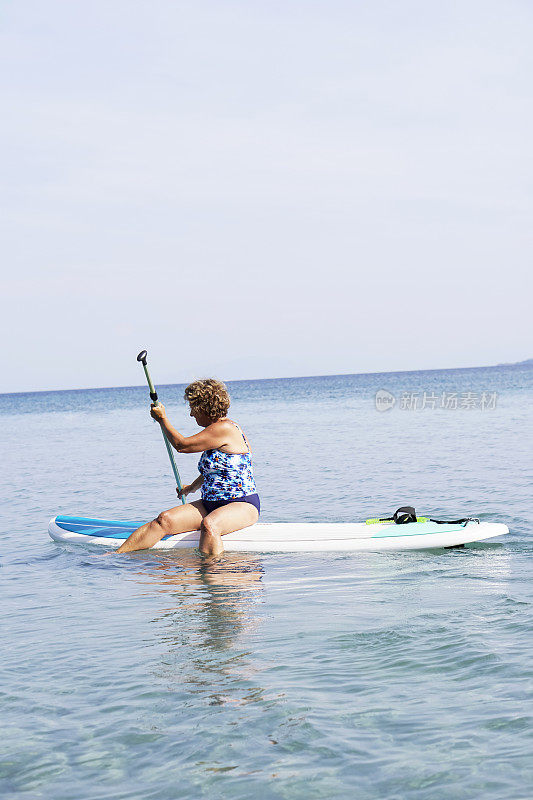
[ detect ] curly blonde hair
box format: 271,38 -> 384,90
184,378 -> 230,420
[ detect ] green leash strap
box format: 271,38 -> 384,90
137,350 -> 186,504
366,517 -> 429,525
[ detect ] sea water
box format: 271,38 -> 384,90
1,364 -> 531,800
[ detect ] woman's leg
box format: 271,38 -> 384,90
199,502 -> 259,557
116,501 -> 207,553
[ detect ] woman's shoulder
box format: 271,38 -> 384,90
214,418 -> 250,454
207,417 -> 237,434
202,418 -> 242,445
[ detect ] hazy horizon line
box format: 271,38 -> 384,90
2,359 -> 529,398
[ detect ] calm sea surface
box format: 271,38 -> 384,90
1,365 -> 532,800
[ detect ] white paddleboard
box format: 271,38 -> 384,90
48,515 -> 509,553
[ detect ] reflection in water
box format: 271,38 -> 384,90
131,551 -> 270,708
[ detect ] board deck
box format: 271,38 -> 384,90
48,516 -> 509,552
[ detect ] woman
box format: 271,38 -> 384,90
116,379 -> 259,557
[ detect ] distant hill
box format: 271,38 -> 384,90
497,358 -> 533,366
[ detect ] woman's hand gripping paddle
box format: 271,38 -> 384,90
136,350 -> 186,504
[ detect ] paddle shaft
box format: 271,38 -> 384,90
137,351 -> 186,504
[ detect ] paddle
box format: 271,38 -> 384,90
136,350 -> 186,504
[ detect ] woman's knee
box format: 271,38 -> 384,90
201,517 -> 219,538
155,510 -> 173,532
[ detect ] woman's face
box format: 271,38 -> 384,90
189,405 -> 212,427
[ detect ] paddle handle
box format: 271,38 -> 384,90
137,350 -> 186,504
137,350 -> 158,402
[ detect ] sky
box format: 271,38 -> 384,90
1,0 -> 531,393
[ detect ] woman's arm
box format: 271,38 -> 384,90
187,474 -> 203,492
150,404 -> 231,453
178,473 -> 203,500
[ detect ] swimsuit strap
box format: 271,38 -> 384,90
229,420 -> 250,453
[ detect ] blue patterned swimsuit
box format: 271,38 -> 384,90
198,423 -> 260,513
